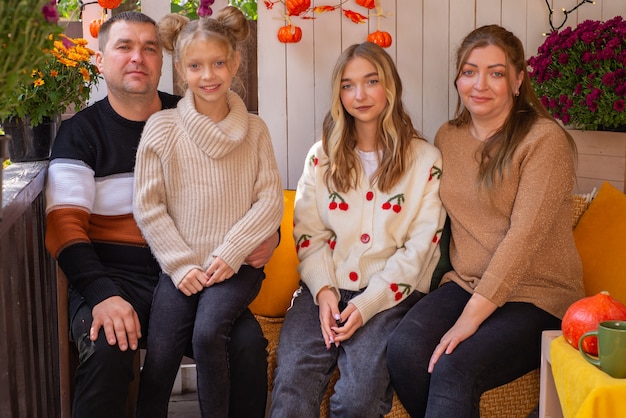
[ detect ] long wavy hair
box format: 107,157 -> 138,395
450,25 -> 576,190
322,42 -> 423,193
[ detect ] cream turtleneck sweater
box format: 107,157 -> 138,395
133,90 -> 283,286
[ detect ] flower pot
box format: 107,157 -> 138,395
569,129 -> 626,194
1,114 -> 60,162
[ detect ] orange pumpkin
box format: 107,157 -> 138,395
286,0 -> 310,16
89,18 -> 103,38
367,30 -> 392,48
277,25 -> 303,43
98,0 -> 122,9
562,291 -> 626,355
355,0 -> 376,9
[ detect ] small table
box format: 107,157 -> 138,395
539,330 -> 564,418
539,330 -> 626,418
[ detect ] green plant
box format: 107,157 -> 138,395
56,0 -> 81,20
5,34 -> 101,127
528,16 -> 626,130
171,0 -> 257,20
0,0 -> 62,119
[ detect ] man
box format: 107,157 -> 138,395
45,11 -> 275,418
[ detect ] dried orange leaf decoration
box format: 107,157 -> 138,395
344,9 -> 368,24
277,25 -> 303,43
98,0 -> 122,8
89,18 -> 103,38
286,0 -> 310,16
367,30 -> 392,48
355,0 -> 376,9
313,5 -> 336,14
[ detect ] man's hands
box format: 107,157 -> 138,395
90,296 -> 141,351
245,231 -> 280,268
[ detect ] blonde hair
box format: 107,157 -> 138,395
451,25 -> 576,190
322,42 -> 423,193
158,6 -> 249,93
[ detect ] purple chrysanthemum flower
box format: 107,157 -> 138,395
198,0 -> 214,17
602,72 -> 616,86
613,100 -> 625,112
42,0 -> 58,23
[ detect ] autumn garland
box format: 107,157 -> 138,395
266,0 -> 393,47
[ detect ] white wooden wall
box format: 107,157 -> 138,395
256,0 -> 626,189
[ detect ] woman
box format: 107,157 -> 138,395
269,42 -> 445,418
386,25 -> 584,418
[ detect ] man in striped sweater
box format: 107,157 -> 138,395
45,11 -> 275,418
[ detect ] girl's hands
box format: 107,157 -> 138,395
331,302 -> 363,345
178,268 -> 209,296
177,257 -> 235,296
317,287 -> 364,349
317,287 -> 340,349
205,257 -> 234,287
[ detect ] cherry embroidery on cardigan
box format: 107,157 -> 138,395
381,194 -> 404,213
309,155 -> 319,166
296,234 -> 311,252
429,165 -> 442,181
389,282 -> 412,301
327,233 -> 337,250
328,192 -> 349,210
432,227 -> 444,244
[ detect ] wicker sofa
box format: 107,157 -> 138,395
249,189 -> 564,418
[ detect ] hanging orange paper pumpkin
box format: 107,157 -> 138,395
277,25 -> 303,43
286,0 -> 310,16
355,0 -> 376,9
89,18 -> 103,38
98,0 -> 123,9
367,30 -> 392,48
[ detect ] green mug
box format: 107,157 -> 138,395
579,320 -> 626,378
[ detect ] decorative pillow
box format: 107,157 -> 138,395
573,182 -> 626,304
249,190 -> 301,317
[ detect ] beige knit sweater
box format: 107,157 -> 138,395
133,90 -> 283,286
434,118 -> 584,319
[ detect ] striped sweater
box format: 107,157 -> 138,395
133,90 -> 283,287
45,92 -> 180,308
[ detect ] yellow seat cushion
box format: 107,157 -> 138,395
249,190 -> 301,317
573,182 -> 626,304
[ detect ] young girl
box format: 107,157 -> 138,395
269,42 -> 446,417
133,7 -> 283,417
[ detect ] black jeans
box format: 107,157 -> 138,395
68,266 -> 267,418
386,282 -> 560,418
136,266 -> 266,418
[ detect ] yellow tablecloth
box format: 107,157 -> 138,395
551,336 -> 626,418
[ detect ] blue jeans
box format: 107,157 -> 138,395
269,283 -> 422,418
136,266 -> 265,418
386,282 -> 561,418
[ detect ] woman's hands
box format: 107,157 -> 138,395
428,292 -> 498,372
318,287 -> 364,349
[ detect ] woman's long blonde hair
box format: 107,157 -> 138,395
451,25 -> 576,190
322,42 -> 423,193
